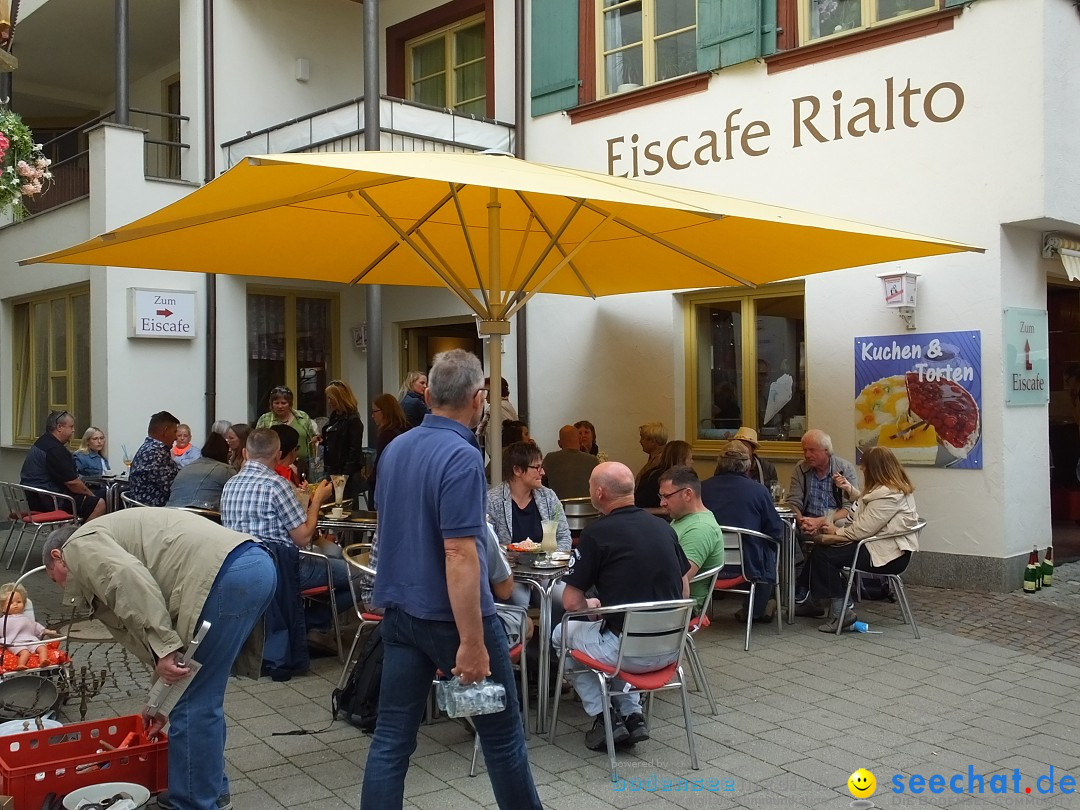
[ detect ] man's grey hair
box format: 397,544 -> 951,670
715,452 -> 751,475
427,349 -> 484,410
43,525 -> 79,568
246,427 -> 280,464
45,410 -> 73,434
803,428 -> 833,454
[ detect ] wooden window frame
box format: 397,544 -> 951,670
405,14 -> 487,117
387,0 -> 495,120
795,0 -> 939,46
594,0 -> 697,100
246,287 -> 341,423
11,284 -> 91,447
683,283 -> 807,460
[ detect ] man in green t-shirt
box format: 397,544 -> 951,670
659,466 -> 726,612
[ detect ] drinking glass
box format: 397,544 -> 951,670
331,474 -> 347,505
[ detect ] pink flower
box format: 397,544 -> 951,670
0,134 -> 9,150
20,183 -> 35,195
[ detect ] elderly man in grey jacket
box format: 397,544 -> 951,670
44,509 -> 276,810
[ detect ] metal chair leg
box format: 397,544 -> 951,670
683,636 -> 717,715
891,576 -> 920,639
743,583 -> 755,651
678,667 -> 700,771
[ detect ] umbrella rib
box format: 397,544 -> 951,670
578,201 -> 757,288
449,185 -> 490,313
356,189 -> 487,317
515,192 -> 597,299
504,209 -> 616,321
502,212 -> 536,300
510,197 -> 591,300
348,186 -> 459,285
414,229 -> 486,311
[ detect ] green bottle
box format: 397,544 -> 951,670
1034,546 -> 1043,590
1023,548 -> 1038,594
1042,546 -> 1054,588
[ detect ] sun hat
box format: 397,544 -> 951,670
732,426 -> 759,448
717,440 -> 750,462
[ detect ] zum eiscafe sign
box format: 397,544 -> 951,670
128,288 -> 197,339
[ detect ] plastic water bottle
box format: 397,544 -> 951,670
435,676 -> 506,718
851,621 -> 870,633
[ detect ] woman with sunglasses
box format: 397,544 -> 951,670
255,385 -> 319,465
322,379 -> 365,504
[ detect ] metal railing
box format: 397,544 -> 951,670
20,108 -> 189,219
221,95 -> 516,168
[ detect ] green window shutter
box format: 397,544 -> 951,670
944,0 -> 971,7
697,0 -> 776,71
531,0 -> 579,117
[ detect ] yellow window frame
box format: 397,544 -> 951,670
11,284 -> 91,447
404,13 -> 486,112
596,0 -> 697,98
799,0 -> 940,46
683,283 -> 807,459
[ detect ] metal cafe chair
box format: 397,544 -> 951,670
683,565 -> 722,716
340,543 -> 381,688
715,526 -> 783,652
3,483 -> 79,573
836,521 -> 926,638
119,491 -> 151,509
549,598 -> 697,782
299,549 -> 344,662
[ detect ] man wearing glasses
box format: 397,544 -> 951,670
658,466 -> 725,614
20,410 -> 106,522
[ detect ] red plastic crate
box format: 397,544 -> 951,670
0,715 -> 167,810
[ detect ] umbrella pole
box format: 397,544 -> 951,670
486,188 -> 503,486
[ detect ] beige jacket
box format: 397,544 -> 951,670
834,486 -> 921,568
61,508 -> 264,679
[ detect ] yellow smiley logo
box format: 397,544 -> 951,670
848,768 -> 876,798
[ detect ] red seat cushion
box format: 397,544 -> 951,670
508,643 -> 522,663
22,510 -> 71,523
569,650 -> 680,690
688,614 -> 710,632
301,585 -> 330,597
714,574 -> 747,590
360,613 -> 382,622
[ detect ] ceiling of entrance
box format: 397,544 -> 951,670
11,0 -> 179,120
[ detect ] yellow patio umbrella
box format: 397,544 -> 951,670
22,150 -> 982,479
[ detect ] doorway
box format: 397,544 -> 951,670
399,319 -> 485,385
1049,283 -> 1080,561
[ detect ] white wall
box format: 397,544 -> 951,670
521,1 -> 1072,562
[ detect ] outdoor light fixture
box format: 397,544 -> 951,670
878,270 -> 919,330
1042,233 -> 1080,282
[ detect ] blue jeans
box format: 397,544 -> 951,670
360,607 -> 542,810
167,542 -> 276,810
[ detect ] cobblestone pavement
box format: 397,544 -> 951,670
7,554 -> 1080,809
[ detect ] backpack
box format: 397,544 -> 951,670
859,574 -> 894,602
332,622 -> 383,732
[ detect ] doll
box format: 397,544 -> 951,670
0,583 -> 58,670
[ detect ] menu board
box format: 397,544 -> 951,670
854,331 -> 982,469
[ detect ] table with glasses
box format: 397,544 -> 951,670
775,506 -> 797,624
510,558 -> 568,734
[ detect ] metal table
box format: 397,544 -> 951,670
316,509 -> 378,546
510,560 -> 567,734
84,473 -> 129,513
776,507 -> 797,624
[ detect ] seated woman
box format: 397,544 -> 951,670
486,441 -> 571,551
633,421 -> 668,510
810,445 -> 921,633
73,427 -> 110,478
575,420 -> 607,462
637,439 -> 692,515
167,432 -> 236,510
225,423 -> 251,472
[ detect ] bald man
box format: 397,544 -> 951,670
541,425 -> 599,500
553,462 -> 690,751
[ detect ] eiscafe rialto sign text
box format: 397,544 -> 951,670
606,77 -> 964,178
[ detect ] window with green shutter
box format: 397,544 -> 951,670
697,0 -> 777,71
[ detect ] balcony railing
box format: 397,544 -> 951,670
222,95 -> 516,168
21,108 -> 190,219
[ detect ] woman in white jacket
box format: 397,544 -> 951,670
810,446 -> 920,632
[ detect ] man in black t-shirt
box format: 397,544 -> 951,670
554,462 -> 690,751
20,411 -> 105,522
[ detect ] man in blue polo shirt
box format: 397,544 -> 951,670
361,349 -> 541,810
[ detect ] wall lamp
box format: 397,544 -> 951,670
878,270 -> 919,331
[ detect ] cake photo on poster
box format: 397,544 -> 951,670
853,332 -> 982,469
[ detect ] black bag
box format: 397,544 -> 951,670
860,574 -> 894,602
332,622 -> 383,732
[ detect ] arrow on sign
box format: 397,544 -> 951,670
156,308 -> 173,317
